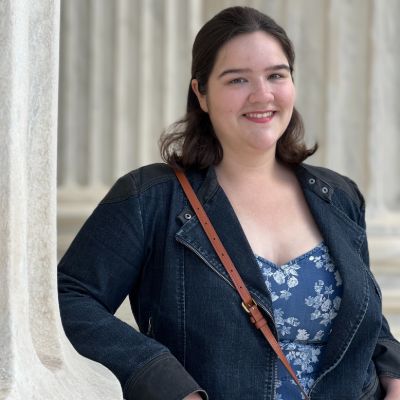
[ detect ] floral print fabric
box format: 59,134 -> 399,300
255,242 -> 342,399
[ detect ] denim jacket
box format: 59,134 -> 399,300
58,163 -> 400,400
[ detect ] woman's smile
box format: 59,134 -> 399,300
242,110 -> 275,123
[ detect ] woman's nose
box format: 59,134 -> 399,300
248,80 -> 274,103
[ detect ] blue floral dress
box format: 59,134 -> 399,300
255,242 -> 343,399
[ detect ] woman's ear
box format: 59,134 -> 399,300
191,79 -> 208,113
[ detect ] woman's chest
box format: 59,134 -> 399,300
230,191 -> 323,265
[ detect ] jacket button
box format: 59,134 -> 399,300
308,178 -> 316,185
184,213 -> 192,220
321,187 -> 329,194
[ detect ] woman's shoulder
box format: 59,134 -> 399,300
100,163 -> 177,204
296,163 -> 365,208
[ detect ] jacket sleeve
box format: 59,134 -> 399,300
355,183 -> 400,379
58,174 -> 208,400
373,318 -> 400,378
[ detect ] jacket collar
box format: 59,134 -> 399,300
192,163 -> 337,205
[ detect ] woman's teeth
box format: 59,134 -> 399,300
245,112 -> 273,118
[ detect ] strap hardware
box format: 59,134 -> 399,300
241,298 -> 257,314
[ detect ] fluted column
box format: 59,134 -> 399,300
368,0 -> 400,219
57,0 -> 202,257
366,0 -> 400,334
0,1 -> 122,398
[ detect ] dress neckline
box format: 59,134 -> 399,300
254,241 -> 325,269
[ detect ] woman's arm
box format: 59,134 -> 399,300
58,174 -> 206,400
351,180 -> 400,389
381,376 -> 400,399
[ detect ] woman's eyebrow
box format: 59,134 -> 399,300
218,64 -> 290,79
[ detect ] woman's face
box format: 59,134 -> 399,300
192,31 -> 295,161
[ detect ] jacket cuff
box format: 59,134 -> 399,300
374,338 -> 400,378
123,353 -> 208,400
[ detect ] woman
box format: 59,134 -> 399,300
58,6 -> 400,400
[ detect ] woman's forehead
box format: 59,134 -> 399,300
212,31 -> 289,75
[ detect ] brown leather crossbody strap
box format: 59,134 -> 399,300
175,169 -> 310,400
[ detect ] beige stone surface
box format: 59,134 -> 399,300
0,1 -> 122,398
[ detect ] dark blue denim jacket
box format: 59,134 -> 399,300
58,163 -> 400,400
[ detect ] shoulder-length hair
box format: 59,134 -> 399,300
159,6 -> 317,169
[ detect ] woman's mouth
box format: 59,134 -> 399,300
243,111 -> 275,123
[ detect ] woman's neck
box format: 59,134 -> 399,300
215,153 -> 291,188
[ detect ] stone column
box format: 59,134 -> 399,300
57,0 -> 202,254
0,1 -> 122,398
366,0 -> 400,336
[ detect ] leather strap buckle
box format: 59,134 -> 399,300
241,298 -> 257,314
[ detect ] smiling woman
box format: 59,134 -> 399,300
58,6 -> 400,400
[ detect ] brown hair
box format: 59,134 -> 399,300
159,6 -> 317,169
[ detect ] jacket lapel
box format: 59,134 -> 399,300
175,167 -> 274,320
296,167 -> 369,371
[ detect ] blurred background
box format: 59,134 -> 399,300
56,0 -> 400,336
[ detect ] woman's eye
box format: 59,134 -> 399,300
229,78 -> 247,84
268,73 -> 283,80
